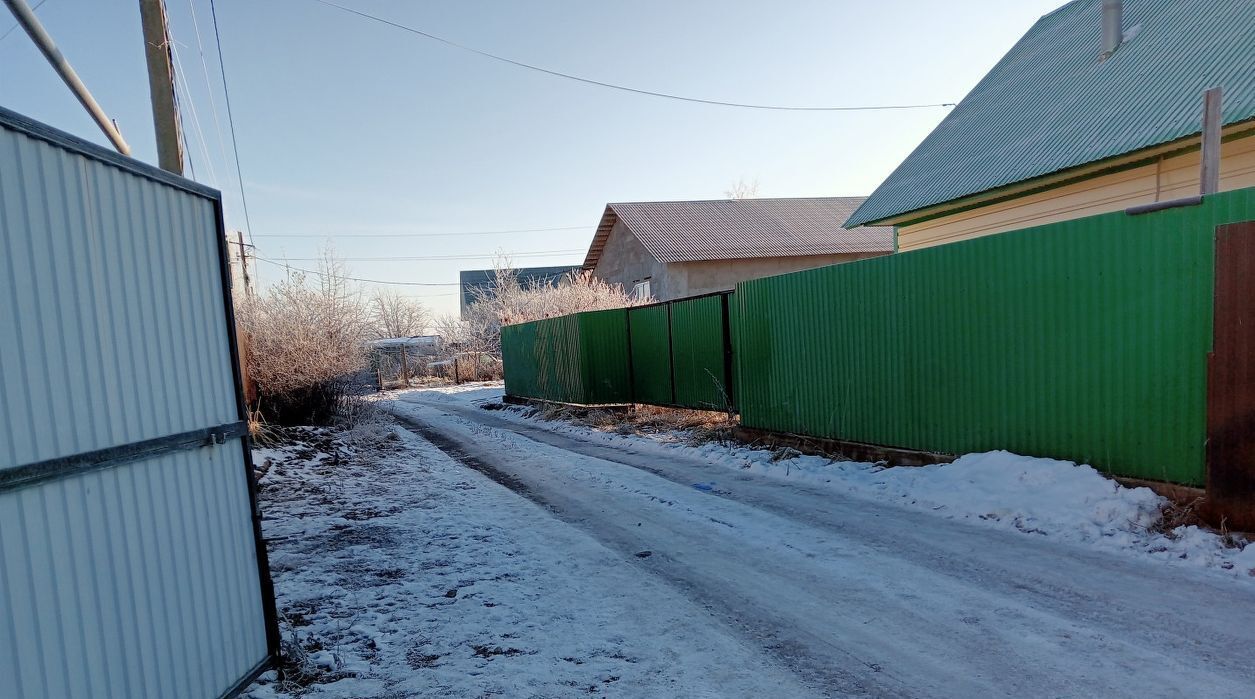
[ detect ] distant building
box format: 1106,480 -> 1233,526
845,0 -> 1255,251
459,266 -> 580,319
583,197 -> 893,302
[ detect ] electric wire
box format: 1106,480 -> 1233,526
208,0 -> 256,244
186,0 -> 237,195
254,225 -> 588,239
255,256 -> 465,286
0,0 -> 47,43
170,38 -> 220,184
311,0 -> 955,112
274,248 -> 585,262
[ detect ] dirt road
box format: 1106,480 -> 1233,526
384,390 -> 1255,698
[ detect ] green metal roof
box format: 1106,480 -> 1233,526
845,0 -> 1255,228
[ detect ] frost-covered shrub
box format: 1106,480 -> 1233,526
239,262 -> 370,425
438,264 -> 645,364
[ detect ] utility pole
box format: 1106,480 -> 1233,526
138,0 -> 184,174
235,231 -> 252,297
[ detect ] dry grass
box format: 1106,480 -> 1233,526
535,403 -> 735,445
1149,497 -> 1208,537
1145,497 -> 1249,548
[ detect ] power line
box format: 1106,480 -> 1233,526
208,0 -> 255,244
0,0 -> 46,42
311,0 -> 956,112
170,38 -> 220,184
274,249 -> 585,262
186,0 -> 237,196
255,256 -> 464,286
253,225 -> 588,239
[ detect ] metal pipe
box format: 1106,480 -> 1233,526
2,0 -> 132,154
1101,0 -> 1123,58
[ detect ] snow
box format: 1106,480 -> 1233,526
246,383 -> 1255,697
245,425 -> 808,698
402,383 -> 1255,580
376,386 -> 1255,696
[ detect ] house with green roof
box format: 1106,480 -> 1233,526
845,0 -> 1255,251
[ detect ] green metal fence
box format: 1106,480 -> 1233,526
501,188 -> 1255,486
501,309 -> 631,404
734,189 -> 1255,485
628,305 -> 672,405
669,294 -> 732,411
503,294 -> 733,410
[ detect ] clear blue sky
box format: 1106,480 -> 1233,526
1,0 -> 1063,317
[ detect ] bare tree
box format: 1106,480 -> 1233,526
369,289 -> 431,339
724,177 -> 760,199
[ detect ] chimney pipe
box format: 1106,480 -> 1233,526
1101,0 -> 1123,58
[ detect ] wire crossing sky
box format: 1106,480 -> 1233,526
311,0 -> 957,112
1,0 -> 1064,317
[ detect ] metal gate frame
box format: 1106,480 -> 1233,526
0,105 -> 279,696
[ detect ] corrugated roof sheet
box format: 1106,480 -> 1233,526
585,197 -> 893,268
845,0 -> 1255,228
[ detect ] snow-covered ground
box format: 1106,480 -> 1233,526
248,383 -> 1255,697
245,424 -> 809,698
373,386 -> 1255,696
407,383 -> 1255,580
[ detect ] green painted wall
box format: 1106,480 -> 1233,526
733,189 -> 1255,485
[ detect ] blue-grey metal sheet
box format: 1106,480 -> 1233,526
0,107 -> 271,698
0,447 -> 268,698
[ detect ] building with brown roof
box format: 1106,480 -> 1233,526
583,197 -> 893,302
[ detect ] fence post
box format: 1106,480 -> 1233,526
720,291 -> 735,410
624,308 -> 637,406
666,302 -> 677,406
453,356 -> 461,385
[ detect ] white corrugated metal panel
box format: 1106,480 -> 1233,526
0,108 -> 272,699
0,445 -> 268,698
0,124 -> 237,468
582,197 -> 894,269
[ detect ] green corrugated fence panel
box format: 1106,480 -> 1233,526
670,294 -> 730,410
579,308 -> 632,404
628,305 -> 673,405
734,188 -> 1255,486
502,314 -> 585,403
500,321 -> 534,398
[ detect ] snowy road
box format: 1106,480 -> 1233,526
385,389 -> 1255,698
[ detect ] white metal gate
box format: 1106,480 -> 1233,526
0,107 -> 277,698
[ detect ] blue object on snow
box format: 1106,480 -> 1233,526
691,482 -> 715,492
